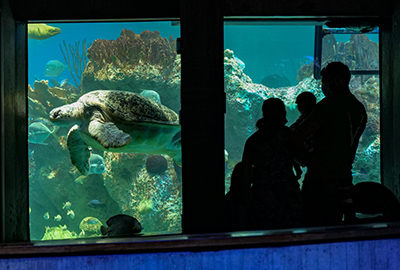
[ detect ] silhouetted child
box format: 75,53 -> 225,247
290,92 -> 317,180
291,91 -> 317,129
224,162 -> 251,231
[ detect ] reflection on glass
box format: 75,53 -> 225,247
28,22 -> 182,240
321,31 -> 379,71
224,24 -> 380,194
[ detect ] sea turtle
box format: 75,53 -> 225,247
49,90 -> 181,175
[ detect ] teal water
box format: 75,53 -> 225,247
28,21 -> 381,240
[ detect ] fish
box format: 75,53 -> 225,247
28,23 -> 61,40
54,214 -> 62,222
43,212 -> 50,220
62,201 -> 72,210
28,121 -> 59,145
101,214 -> 142,237
44,60 -> 68,77
86,218 -> 100,225
67,210 -> 75,219
74,175 -> 87,184
74,154 -> 106,183
60,79 -> 79,93
88,154 -> 106,174
87,199 -> 106,208
260,74 -> 291,88
140,90 -> 161,104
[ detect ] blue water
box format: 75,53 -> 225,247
28,21 -> 180,87
224,25 -> 315,85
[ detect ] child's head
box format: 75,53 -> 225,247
295,92 -> 316,116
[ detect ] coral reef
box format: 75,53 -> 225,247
224,48 -> 323,162
79,217 -> 102,236
28,80 -> 79,118
103,152 -> 182,233
146,155 -> 168,175
297,34 -> 379,82
41,225 -> 77,240
81,29 -> 180,112
353,136 -> 381,184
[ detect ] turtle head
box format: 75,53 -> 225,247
49,103 -> 82,126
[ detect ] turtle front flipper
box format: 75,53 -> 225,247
88,120 -> 132,148
67,125 -> 91,175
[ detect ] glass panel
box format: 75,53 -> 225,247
224,23 -> 381,226
321,30 -> 379,71
224,25 -> 316,190
28,21 -> 182,240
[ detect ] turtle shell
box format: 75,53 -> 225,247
80,90 -> 179,125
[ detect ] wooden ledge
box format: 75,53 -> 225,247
0,222 -> 400,257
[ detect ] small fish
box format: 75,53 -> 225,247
140,90 -> 161,104
43,212 -> 50,220
44,60 -> 68,77
54,214 -> 62,222
74,175 -> 87,184
67,210 -> 75,219
62,201 -> 72,210
88,154 -> 106,174
28,23 -> 61,40
87,218 -> 100,225
60,79 -> 79,93
28,122 -> 59,145
87,199 -> 106,208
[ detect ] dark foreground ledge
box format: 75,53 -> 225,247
1,222 -> 400,258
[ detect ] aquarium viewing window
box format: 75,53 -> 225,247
28,21 -> 182,241
223,21 -> 381,219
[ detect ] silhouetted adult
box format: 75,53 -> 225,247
241,98 -> 303,229
294,62 -> 367,226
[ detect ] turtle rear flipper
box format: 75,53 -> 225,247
88,120 -> 132,148
67,125 -> 91,175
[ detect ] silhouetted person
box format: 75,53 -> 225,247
224,162 -> 251,231
291,91 -> 317,129
241,98 -> 303,229
290,92 -> 317,179
294,62 -> 367,226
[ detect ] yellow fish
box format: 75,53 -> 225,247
62,201 -> 72,210
43,212 -> 50,220
54,214 -> 62,222
67,210 -> 75,219
28,23 -> 61,40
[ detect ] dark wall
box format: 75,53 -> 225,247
9,0 -> 394,21
1,0 -> 399,242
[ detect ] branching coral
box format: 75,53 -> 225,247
60,39 -> 91,90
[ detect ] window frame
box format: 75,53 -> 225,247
1,0 -> 400,254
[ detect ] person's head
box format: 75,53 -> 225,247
295,92 -> 316,116
320,62 -> 351,96
257,98 -> 287,129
